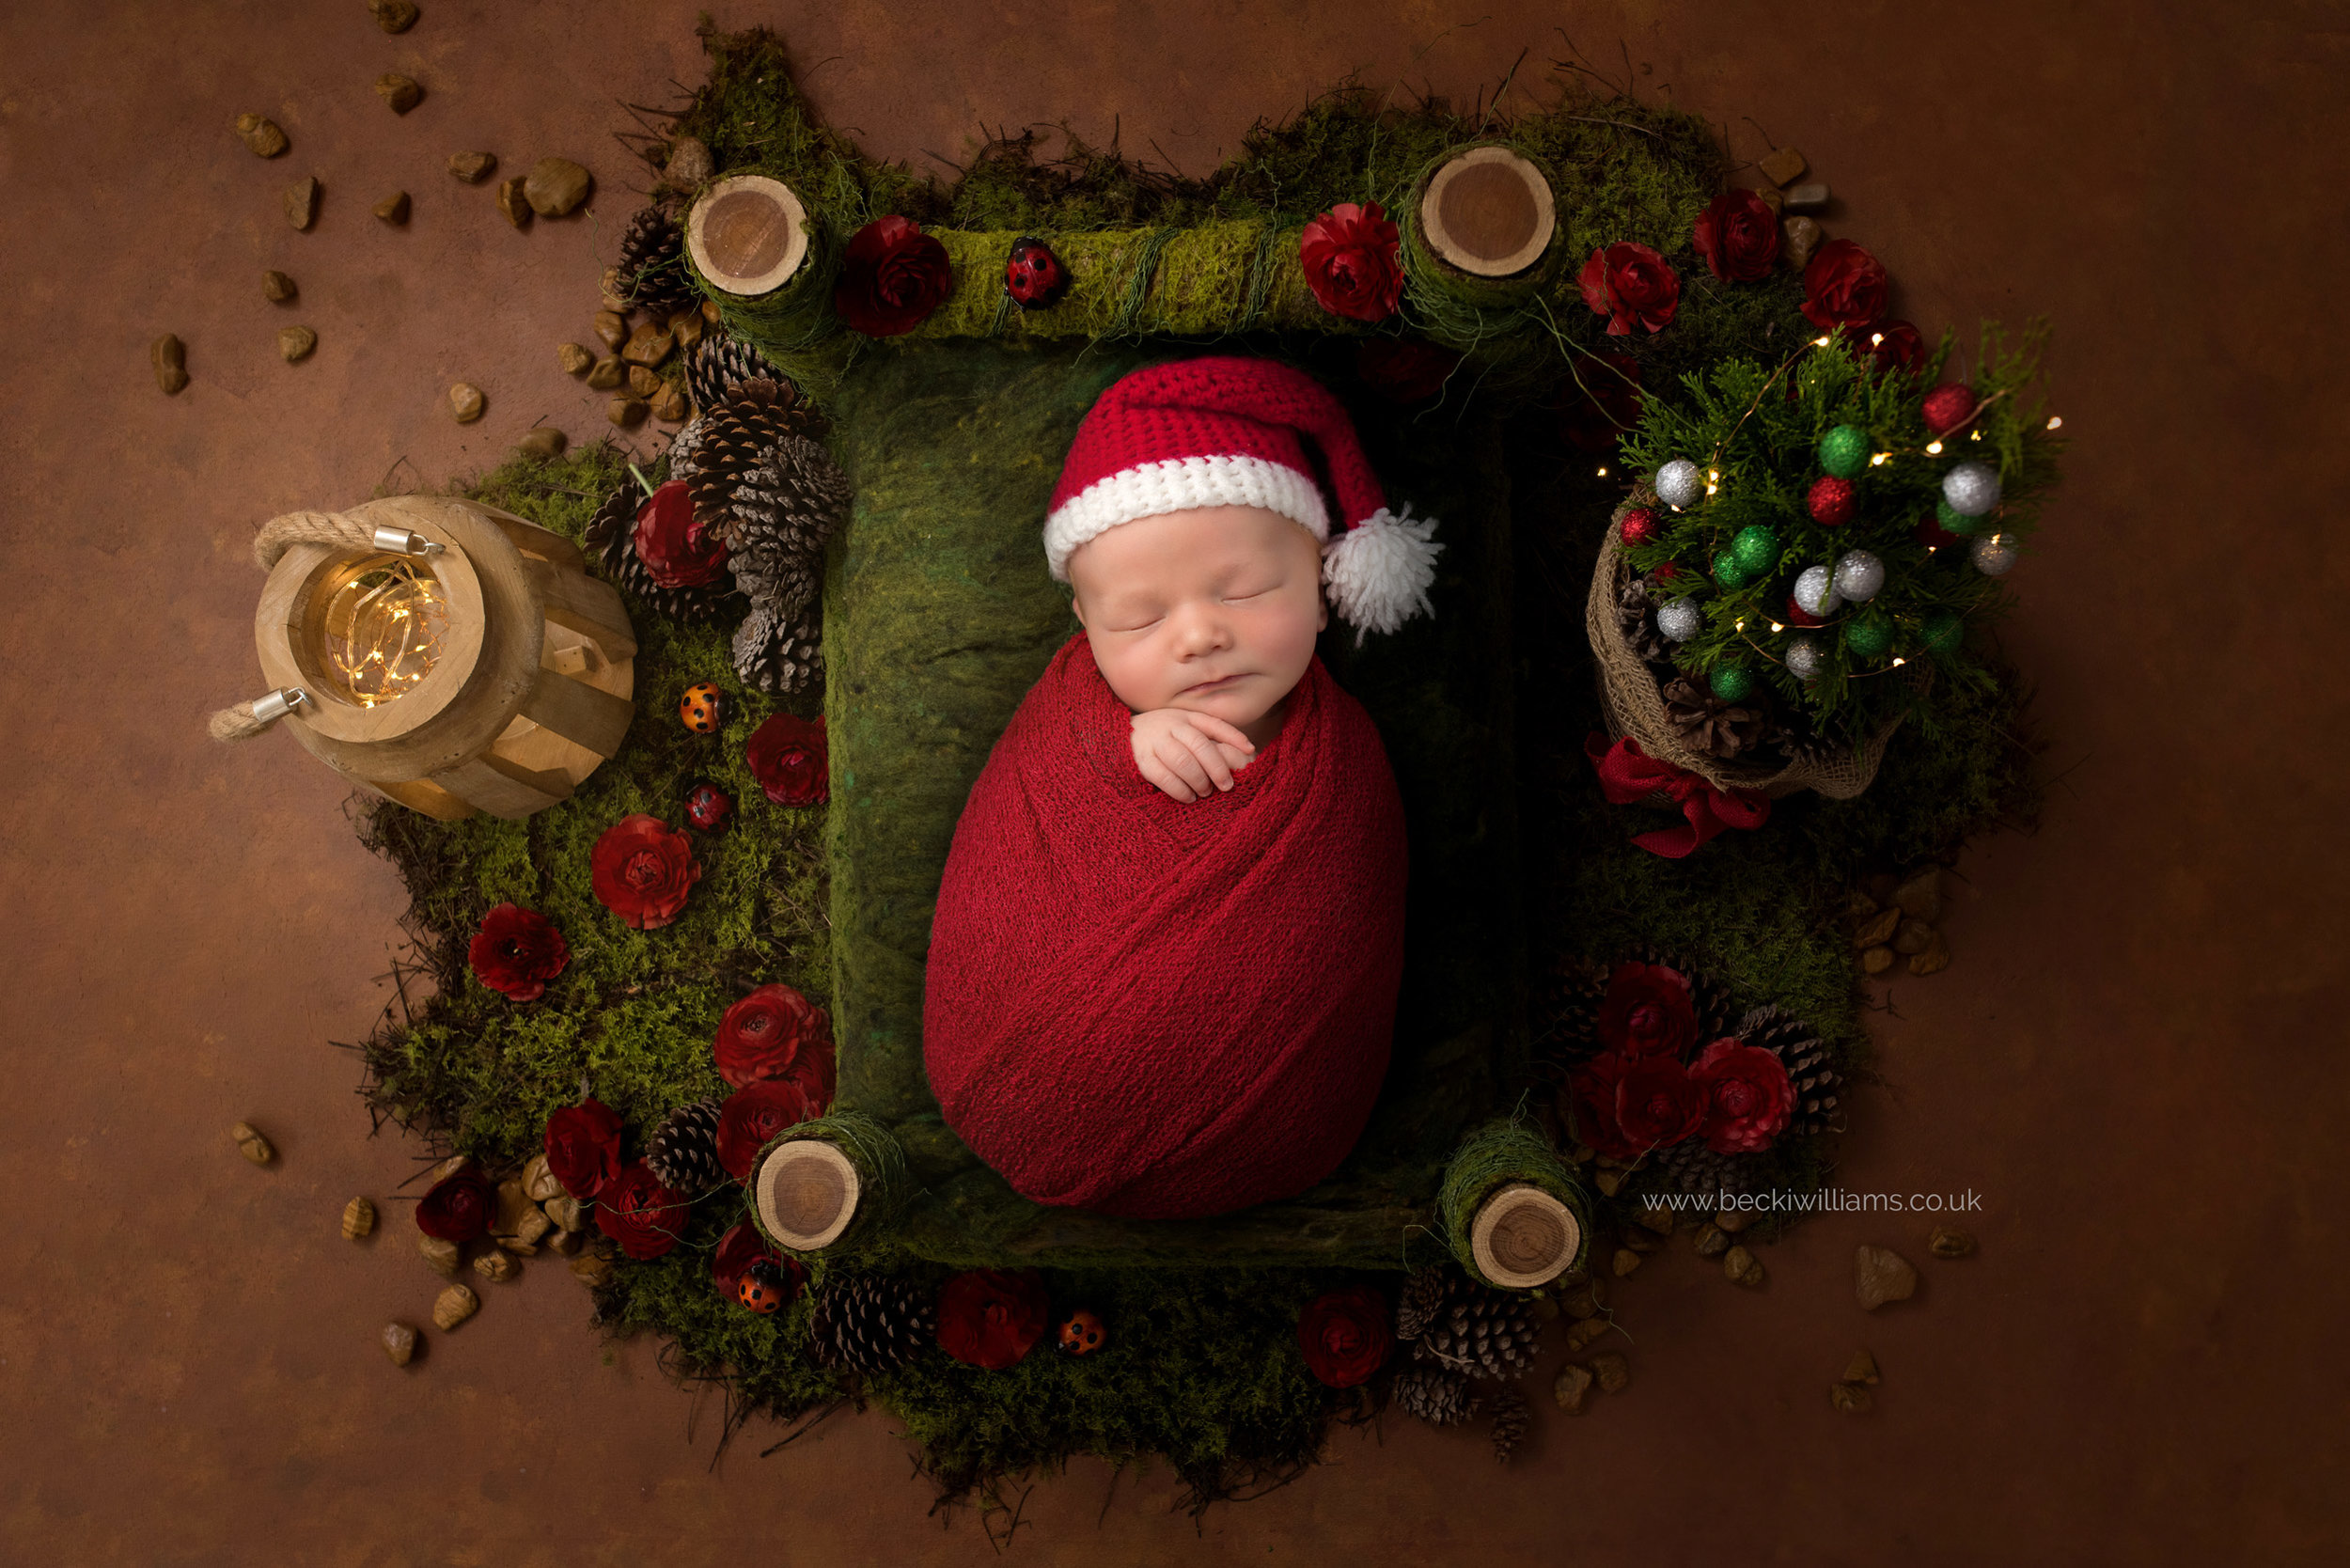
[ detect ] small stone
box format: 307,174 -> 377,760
382,1321 -> 419,1367
650,383 -> 690,423
1855,907 -> 1902,949
592,310 -> 629,350
668,308 -> 704,348
277,325 -> 316,362
599,267 -> 632,314
1567,1143 -> 1594,1166
234,113 -> 289,158
619,323 -> 674,368
660,135 -> 713,190
232,1121 -> 274,1165
153,334 -> 189,394
285,176 -> 321,231
496,177 -> 533,229
701,298 -> 721,323
556,342 -> 594,375
368,0 -> 420,33
1552,1363 -> 1594,1415
608,396 -> 648,428
373,191 -> 410,225
1830,1380 -> 1873,1415
262,270 -> 297,302
1724,1246 -> 1765,1288
542,1193 -> 586,1232
1592,1169 -> 1623,1198
473,1250 -> 519,1283
375,74 -> 423,114
1780,215 -> 1821,271
1589,1352 -> 1630,1394
524,156 -> 593,216
1611,1247 -> 1642,1278
1893,918 -> 1935,956
1714,1208 -> 1750,1234
341,1197 -> 376,1240
1692,1223 -> 1730,1258
1558,1278 -> 1602,1320
1750,183 -> 1783,215
1861,945 -> 1895,976
447,150 -> 495,183
432,1282 -> 479,1331
429,1154 -> 470,1184
514,427 -> 568,460
545,1226 -> 584,1256
1844,888 -> 1880,922
568,1250 -> 617,1288
506,1205 -> 551,1249
626,364 -> 662,398
1616,1225 -> 1660,1254
417,1234 -> 461,1277
1782,181 -> 1831,213
1908,933 -> 1951,977
1855,1245 -> 1919,1310
586,356 -> 625,391
490,1179 -> 531,1234
1894,869 -> 1944,922
1758,145 -> 1808,186
447,383 -> 485,423
1563,1317 -> 1610,1353
1637,1203 -> 1674,1236
1929,1226 -> 1976,1260
1844,1348 -> 1882,1386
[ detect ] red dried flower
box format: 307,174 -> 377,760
467,902 -> 569,1001
1594,961 -> 1697,1059
543,1099 -> 625,1201
1800,238 -> 1890,332
1563,1053 -> 1641,1161
1614,1055 -> 1708,1150
1691,188 -> 1781,283
936,1269 -> 1052,1370
1576,241 -> 1680,336
713,981 -> 835,1091
1300,201 -> 1404,323
632,478 -> 729,588
715,1077 -> 823,1179
1866,319 -> 1927,381
1296,1283 -> 1392,1388
1690,1037 -> 1795,1154
595,1162 -> 689,1261
711,1219 -> 801,1300
834,215 -> 951,337
744,713 -> 828,806
415,1165 -> 495,1242
1355,337 -> 1461,403
589,814 -> 701,930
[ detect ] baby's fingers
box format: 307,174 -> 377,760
1177,726 -> 1236,791
1152,739 -> 1214,799
1137,753 -> 1199,802
1185,712 -> 1256,754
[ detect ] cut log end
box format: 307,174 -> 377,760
753,1137 -> 860,1251
686,176 -> 809,298
1470,1183 -> 1580,1289
1420,148 -> 1556,278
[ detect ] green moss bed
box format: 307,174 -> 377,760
347,26 -> 2044,1516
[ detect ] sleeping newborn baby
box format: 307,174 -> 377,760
921,355 -> 1444,1220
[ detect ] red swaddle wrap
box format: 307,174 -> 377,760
923,632 -> 1408,1219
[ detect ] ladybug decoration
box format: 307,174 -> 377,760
684,780 -> 733,832
1056,1307 -> 1105,1356
737,1262 -> 791,1315
1005,236 -> 1070,308
678,682 -> 724,734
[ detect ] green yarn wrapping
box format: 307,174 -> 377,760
1436,1119 -> 1591,1285
748,1109 -> 917,1257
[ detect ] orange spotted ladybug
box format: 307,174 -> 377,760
737,1262 -> 790,1315
1056,1308 -> 1105,1356
679,682 -> 723,734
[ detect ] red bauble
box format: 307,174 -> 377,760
684,781 -> 732,832
1808,475 -> 1856,527
1921,383 -> 1978,436
1915,514 -> 1966,551
1785,595 -> 1823,629
1619,507 -> 1660,547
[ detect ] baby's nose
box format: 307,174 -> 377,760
1170,602 -> 1231,651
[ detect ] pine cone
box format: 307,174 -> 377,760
685,382 -> 836,535
1529,958 -> 1606,1067
686,330 -> 782,413
1617,574 -> 1672,665
580,478 -> 740,622
644,1099 -> 725,1194
1763,714 -> 1855,772
1487,1382 -> 1530,1464
732,591 -> 824,696
1414,1277 -> 1542,1381
1394,1267 -> 1452,1343
808,1273 -> 934,1374
1660,674 -> 1767,760
1391,1365 -> 1481,1427
1737,1004 -> 1843,1138
1649,1137 -> 1763,1200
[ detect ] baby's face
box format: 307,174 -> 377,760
1068,505 -> 1328,729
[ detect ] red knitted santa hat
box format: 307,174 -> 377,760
1044,355 -> 1442,638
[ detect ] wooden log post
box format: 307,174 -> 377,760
753,1137 -> 863,1251
686,175 -> 810,297
1468,1183 -> 1583,1290
1418,147 -> 1556,278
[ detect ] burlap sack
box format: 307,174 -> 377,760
1584,501 -> 1912,802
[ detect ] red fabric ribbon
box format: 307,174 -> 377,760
1585,733 -> 1771,858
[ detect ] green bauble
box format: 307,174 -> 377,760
1921,612 -> 1965,656
1709,665 -> 1755,702
1843,616 -> 1894,660
1731,524 -> 1780,572
1711,549 -> 1750,588
1818,424 -> 1871,479
1935,496 -> 1980,536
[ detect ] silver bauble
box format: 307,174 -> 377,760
1970,534 -> 2018,576
1654,459 -> 1703,510
1655,595 -> 1702,642
1833,550 -> 1886,603
1941,460 -> 2001,518
1784,635 -> 1825,681
1793,564 -> 1843,618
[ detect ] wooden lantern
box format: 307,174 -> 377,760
1418,147 -> 1556,277
686,175 -> 810,297
234,494 -> 635,821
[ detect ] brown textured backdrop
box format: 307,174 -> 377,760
2,1 -> 2342,1562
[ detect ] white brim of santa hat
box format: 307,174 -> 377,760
1043,453 -> 1442,641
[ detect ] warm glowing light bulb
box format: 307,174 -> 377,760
1969,430 -> 1982,440
1925,441 -> 1944,455
1892,657 -> 1907,666
1596,466 -> 1608,477
1769,621 -> 1784,633
1870,333 -> 1884,347
1813,337 -> 1831,347
1735,619 -> 1746,632
2047,416 -> 2063,430
1870,452 -> 1888,466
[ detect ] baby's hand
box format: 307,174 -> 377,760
1130,708 -> 1256,802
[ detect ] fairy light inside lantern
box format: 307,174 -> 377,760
319,553 -> 449,707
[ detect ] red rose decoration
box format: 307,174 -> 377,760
834,215 -> 951,337
1300,201 -> 1404,323
595,1162 -> 689,1261
936,1269 -> 1052,1370
713,981 -> 836,1096
714,1077 -> 822,1179
543,1099 -> 624,1200
1563,1053 -> 1641,1161
467,902 -> 569,1002
1691,188 -> 1781,283
590,814 -> 701,930
1800,238 -> 1889,332
1355,337 -> 1461,403
1595,961 -> 1697,1059
711,1219 -> 802,1299
1866,319 -> 1926,381
415,1165 -> 495,1242
1614,1055 -> 1708,1150
1560,352 -> 1644,451
744,713 -> 828,806
1691,1037 -> 1795,1154
632,478 -> 729,588
1296,1283 -> 1392,1388
1576,242 -> 1680,336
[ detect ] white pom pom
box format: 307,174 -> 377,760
1322,505 -> 1443,643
